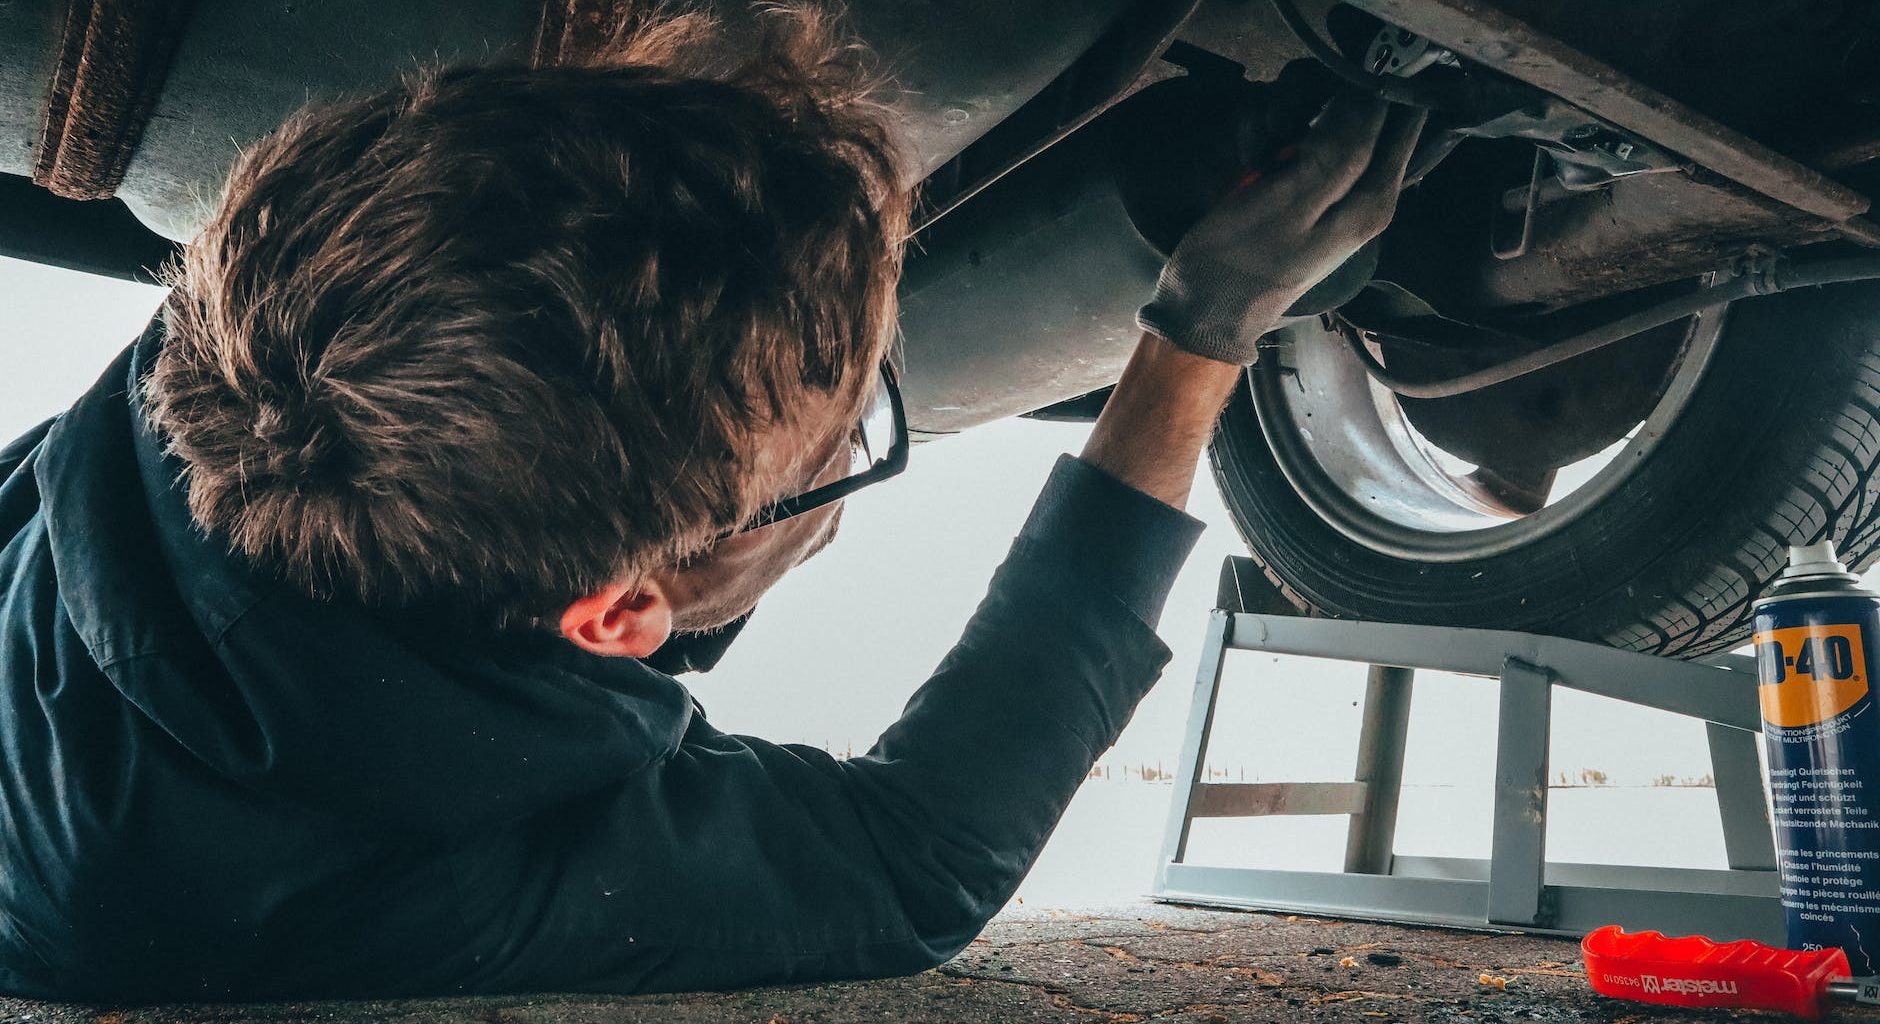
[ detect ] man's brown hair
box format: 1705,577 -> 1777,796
147,8 -> 909,629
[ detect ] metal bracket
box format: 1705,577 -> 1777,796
1343,0 -> 1880,246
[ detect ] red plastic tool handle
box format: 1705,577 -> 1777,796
1582,926 -> 1851,1019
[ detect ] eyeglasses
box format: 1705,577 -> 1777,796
725,364 -> 909,536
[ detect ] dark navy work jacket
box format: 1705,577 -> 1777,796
0,322 -> 1199,1002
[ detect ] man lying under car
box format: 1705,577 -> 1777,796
0,6 -> 1422,1001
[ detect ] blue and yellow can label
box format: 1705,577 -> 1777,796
1756,623 -> 1869,727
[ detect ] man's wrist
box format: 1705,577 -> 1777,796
1081,333 -> 1242,509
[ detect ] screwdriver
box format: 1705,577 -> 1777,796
1583,925 -> 1880,1019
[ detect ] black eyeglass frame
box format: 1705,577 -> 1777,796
724,365 -> 909,537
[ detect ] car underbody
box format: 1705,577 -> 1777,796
5,0 -> 1873,424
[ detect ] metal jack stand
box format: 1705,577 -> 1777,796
1152,557 -> 1781,943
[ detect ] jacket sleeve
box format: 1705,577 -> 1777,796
444,456 -> 1204,995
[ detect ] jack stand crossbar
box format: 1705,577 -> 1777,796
1151,557 -> 1781,944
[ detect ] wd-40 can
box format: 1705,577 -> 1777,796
1755,540 -> 1880,974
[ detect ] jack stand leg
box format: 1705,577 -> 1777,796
1158,610 -> 1232,883
1489,658 -> 1553,927
1345,666 -> 1414,875
1707,721 -> 1777,872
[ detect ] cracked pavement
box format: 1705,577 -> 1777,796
4,903 -> 1875,1023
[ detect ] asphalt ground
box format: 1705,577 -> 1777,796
4,903 -> 1871,1023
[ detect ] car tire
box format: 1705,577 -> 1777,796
1209,281 -> 1880,657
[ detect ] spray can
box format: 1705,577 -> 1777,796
1755,540 -> 1880,974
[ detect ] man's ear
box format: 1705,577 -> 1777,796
559,579 -> 674,658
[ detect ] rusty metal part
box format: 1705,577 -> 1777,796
1170,0 -> 1318,83
1391,313 -> 1688,474
1812,135 -> 1880,174
33,0 -> 196,200
1465,464 -> 1555,516
1346,253 -> 1880,399
529,0 -> 638,69
1442,0 -> 1880,149
1338,276 -> 1691,474
1344,0 -> 1880,245
1264,0 -> 1445,107
1435,153 -> 1837,313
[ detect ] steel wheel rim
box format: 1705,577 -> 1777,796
1250,308 -> 1726,563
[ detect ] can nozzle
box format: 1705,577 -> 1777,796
1788,540 -> 1849,577
1778,539 -> 1862,585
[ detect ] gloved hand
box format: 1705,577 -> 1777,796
1137,93 -> 1427,364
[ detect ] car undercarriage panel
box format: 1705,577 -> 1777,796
8,0 -> 1880,443
1,0 -> 1138,240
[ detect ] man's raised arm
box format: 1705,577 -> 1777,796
443,95 -> 1425,996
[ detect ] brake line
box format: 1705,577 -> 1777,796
1343,254 -> 1880,399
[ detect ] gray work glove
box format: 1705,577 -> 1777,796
1137,95 -> 1427,365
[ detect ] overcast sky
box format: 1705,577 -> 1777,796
1,253 -> 1731,797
